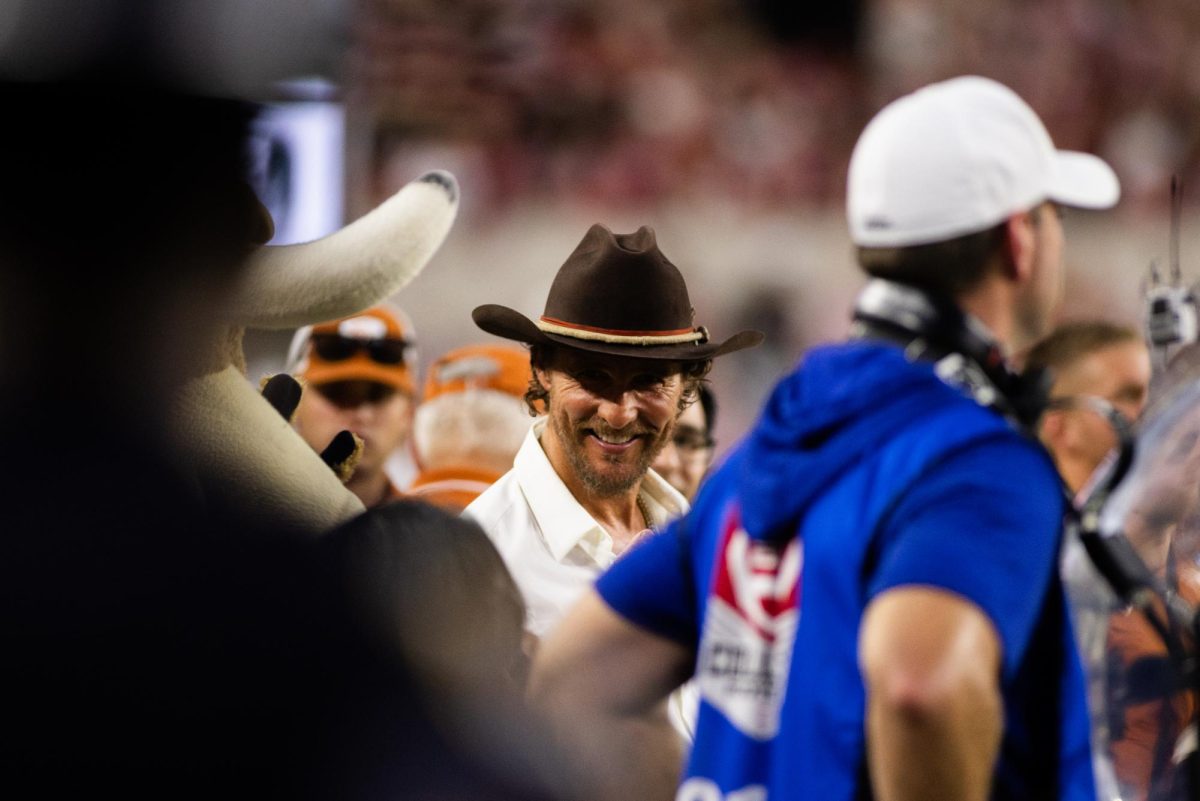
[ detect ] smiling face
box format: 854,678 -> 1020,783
535,348 -> 686,499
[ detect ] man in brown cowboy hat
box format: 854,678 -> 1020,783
464,223 -> 761,643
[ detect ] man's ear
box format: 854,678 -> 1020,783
533,365 -> 552,393
1002,209 -> 1037,284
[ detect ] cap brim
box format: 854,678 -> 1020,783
472,304 -> 764,361
1049,150 -> 1120,210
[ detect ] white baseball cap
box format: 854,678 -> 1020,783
847,75 -> 1120,248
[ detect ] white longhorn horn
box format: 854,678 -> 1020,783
227,170 -> 459,329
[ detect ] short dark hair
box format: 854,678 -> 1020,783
328,499 -> 528,688
1024,320 -> 1142,374
524,344 -> 711,415
856,222 -> 1006,298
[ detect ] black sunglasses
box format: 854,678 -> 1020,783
311,333 -> 410,365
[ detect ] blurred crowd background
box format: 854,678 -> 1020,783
249,0 -> 1200,449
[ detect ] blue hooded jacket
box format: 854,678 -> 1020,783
736,340 -> 979,543
598,340 -> 1095,801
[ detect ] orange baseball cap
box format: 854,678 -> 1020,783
422,344 -> 531,403
295,305 -> 417,395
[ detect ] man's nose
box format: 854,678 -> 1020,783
346,401 -> 376,424
596,391 -> 638,429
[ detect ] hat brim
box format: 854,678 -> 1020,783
1048,150 -> 1120,210
472,304 -> 763,361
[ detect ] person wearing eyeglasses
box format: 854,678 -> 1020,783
650,383 -> 717,501
287,304 -> 418,508
1025,320 -> 1151,498
1025,321 -> 1167,801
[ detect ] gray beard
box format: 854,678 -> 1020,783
550,411 -> 673,497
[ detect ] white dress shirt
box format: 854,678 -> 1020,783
464,417 -> 698,741
463,417 -> 689,638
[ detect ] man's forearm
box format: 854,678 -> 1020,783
530,591 -> 693,801
865,669 -> 1001,801
543,698 -> 683,801
860,586 -> 1004,801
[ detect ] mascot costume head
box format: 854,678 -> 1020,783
172,171 -> 458,534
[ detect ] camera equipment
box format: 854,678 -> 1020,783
1145,177 -> 1199,369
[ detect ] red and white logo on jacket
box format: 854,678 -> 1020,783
695,509 -> 802,740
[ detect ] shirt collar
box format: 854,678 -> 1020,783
514,418 -> 689,563
639,465 -> 689,527
514,418 -> 604,562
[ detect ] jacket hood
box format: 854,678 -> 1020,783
738,342 -> 963,542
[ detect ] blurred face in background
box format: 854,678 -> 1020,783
1056,340 -> 1150,454
652,399 -> 714,500
295,380 -> 414,476
1040,339 -> 1151,492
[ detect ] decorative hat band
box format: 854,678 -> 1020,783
536,316 -> 708,346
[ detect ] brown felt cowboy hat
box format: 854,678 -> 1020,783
472,224 -> 764,361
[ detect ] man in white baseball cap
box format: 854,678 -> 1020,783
848,75 -> 1118,251
528,75 -> 1120,801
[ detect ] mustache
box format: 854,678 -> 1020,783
581,420 -> 655,440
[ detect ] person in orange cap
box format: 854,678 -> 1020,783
409,344 -> 535,512
287,304 -> 418,508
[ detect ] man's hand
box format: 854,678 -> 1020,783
529,590 -> 693,801
859,586 -> 1003,801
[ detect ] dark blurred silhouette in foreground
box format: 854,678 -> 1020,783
0,78 -> 561,799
